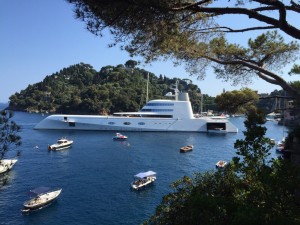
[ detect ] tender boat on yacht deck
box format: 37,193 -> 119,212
207,126 -> 228,134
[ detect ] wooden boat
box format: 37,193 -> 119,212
48,137 -> 73,150
216,160 -> 227,168
0,159 -> 18,174
21,187 -> 62,212
131,171 -> 156,190
112,133 -> 128,140
180,145 -> 193,153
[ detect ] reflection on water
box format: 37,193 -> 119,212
0,172 -> 15,188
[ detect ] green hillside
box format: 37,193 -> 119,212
8,62 -> 209,114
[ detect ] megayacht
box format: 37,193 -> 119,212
35,83 -> 238,133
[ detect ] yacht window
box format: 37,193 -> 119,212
124,122 -> 131,125
108,122 -> 115,125
141,109 -> 173,112
69,122 -> 75,127
138,122 -> 145,125
146,103 -> 174,106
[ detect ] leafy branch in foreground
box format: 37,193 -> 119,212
68,1 -> 300,101
0,110 -> 22,160
143,108 -> 300,225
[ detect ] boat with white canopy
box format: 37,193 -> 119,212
131,171 -> 156,190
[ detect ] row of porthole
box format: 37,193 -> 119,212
108,122 -> 145,125
140,109 -> 173,112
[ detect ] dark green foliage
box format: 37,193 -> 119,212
143,109 -> 300,225
0,110 -> 21,160
124,60 -> 138,68
8,62 -> 204,114
215,88 -> 259,115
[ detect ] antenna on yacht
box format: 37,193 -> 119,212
172,80 -> 179,101
200,93 -> 203,115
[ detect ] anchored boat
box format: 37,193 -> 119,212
216,160 -> 227,168
35,83 -> 238,133
21,187 -> 62,212
112,133 -> 128,140
180,145 -> 193,153
0,159 -> 18,174
131,171 -> 157,190
48,137 -> 73,150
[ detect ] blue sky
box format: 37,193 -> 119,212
1,0 -> 299,103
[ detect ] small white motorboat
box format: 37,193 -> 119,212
208,127 -> 227,134
276,142 -> 285,153
216,160 -> 227,168
21,187 -> 62,212
48,137 -> 73,150
180,145 -> 193,153
276,137 -> 286,153
112,133 -> 128,140
131,171 -> 156,190
0,159 -> 18,174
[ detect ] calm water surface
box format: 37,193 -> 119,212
0,112 -> 287,225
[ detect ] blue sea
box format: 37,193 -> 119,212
0,112 -> 287,225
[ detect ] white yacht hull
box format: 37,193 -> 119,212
34,87 -> 238,133
34,114 -> 238,133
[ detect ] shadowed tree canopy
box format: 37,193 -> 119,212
215,88 -> 259,115
0,111 -> 21,160
67,0 -> 300,101
125,59 -> 138,68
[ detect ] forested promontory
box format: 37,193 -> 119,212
7,62 -> 211,114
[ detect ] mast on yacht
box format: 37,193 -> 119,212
165,80 -> 179,100
146,73 -> 149,103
